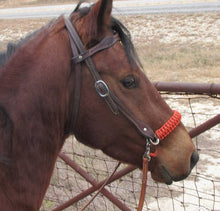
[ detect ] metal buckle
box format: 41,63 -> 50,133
95,80 -> 109,98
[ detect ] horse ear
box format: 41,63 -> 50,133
78,0 -> 113,46
95,0 -> 113,31
85,0 -> 113,37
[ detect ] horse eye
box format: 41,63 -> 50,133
121,75 -> 137,89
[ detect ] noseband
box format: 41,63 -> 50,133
64,17 -> 181,210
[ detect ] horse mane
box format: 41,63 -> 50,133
0,30 -> 40,69
0,43 -> 17,69
110,17 -> 142,68
0,105 -> 14,166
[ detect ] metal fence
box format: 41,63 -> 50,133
41,82 -> 220,211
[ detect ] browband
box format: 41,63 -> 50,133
72,35 -> 120,64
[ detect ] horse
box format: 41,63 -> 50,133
0,0 -> 199,210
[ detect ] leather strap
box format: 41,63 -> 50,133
137,157 -> 148,211
110,93 -> 156,140
79,162 -> 121,211
72,35 -> 120,64
65,20 -> 82,132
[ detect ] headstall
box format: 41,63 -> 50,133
64,17 -> 181,211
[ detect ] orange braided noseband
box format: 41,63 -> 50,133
150,110 -> 181,158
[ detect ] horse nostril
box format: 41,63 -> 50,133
190,151 -> 199,169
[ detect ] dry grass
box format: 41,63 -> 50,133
138,42 -> 219,83
0,13 -> 219,83
118,14 -> 220,83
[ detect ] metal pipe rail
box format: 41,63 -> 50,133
153,82 -> 220,95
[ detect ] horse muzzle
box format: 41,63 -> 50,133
151,150 -> 199,185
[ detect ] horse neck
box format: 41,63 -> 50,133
0,18 -> 73,210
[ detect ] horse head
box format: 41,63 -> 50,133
67,0 -> 199,185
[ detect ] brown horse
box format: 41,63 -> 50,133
0,0 -> 198,210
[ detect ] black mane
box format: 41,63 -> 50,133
0,43 -> 17,69
110,17 -> 142,67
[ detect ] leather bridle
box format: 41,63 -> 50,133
65,17 -> 161,151
64,17 -> 181,210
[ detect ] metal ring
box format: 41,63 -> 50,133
94,80 -> 109,98
149,137 -> 160,145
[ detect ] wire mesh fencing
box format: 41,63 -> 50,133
41,92 -> 220,211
